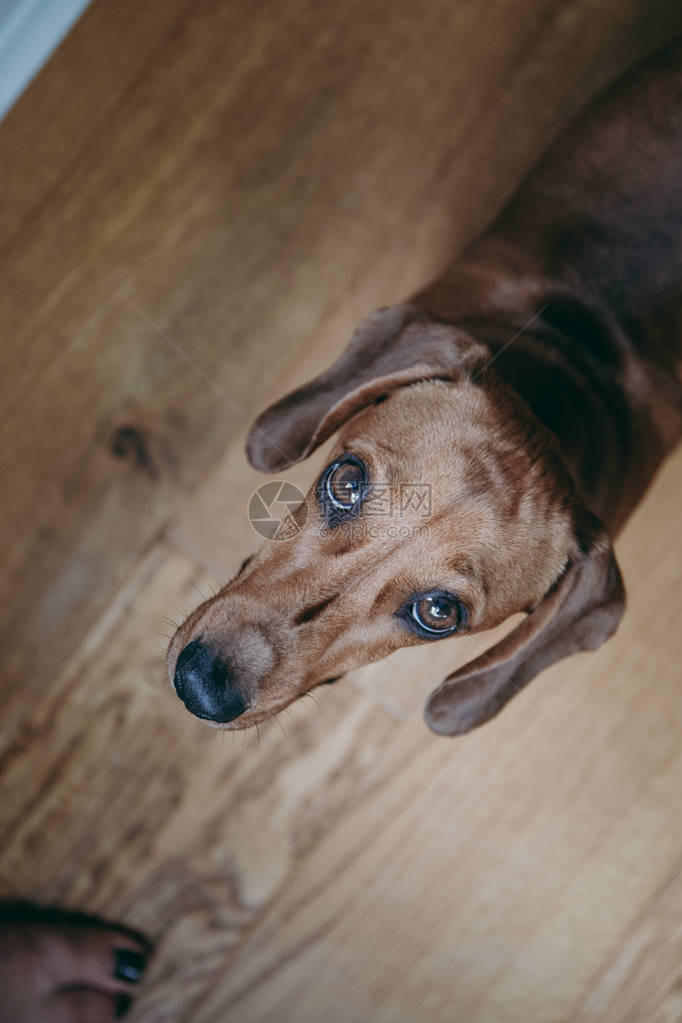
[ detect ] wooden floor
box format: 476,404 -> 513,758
1,1 -> 682,1020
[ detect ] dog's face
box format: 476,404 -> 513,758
168,306 -> 624,735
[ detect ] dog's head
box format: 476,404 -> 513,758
167,305 -> 624,735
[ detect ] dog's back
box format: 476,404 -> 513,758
500,37 -> 682,357
415,37 -> 682,529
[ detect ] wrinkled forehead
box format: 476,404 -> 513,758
333,379 -> 525,508
329,377 -> 574,579
336,380 -> 489,472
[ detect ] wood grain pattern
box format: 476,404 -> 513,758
1,1 -> 681,1020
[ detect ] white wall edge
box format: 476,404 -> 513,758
0,0 -> 92,124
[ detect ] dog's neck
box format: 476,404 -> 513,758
414,256 -> 682,534
413,39 -> 682,534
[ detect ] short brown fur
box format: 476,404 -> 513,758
169,39 -> 681,735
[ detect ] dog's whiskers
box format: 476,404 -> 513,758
268,711 -> 290,745
302,690 -> 321,712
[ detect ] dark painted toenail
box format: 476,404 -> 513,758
115,993 -> 133,1018
114,947 -> 146,983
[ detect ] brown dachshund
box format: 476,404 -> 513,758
168,37 -> 682,735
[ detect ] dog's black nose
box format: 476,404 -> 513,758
173,638 -> 247,723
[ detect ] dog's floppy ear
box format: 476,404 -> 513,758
246,304 -> 488,471
425,509 -> 625,736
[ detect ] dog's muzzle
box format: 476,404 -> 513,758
173,636 -> 247,724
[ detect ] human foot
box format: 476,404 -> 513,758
0,901 -> 151,1022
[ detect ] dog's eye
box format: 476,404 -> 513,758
408,592 -> 462,636
322,455 -> 368,512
